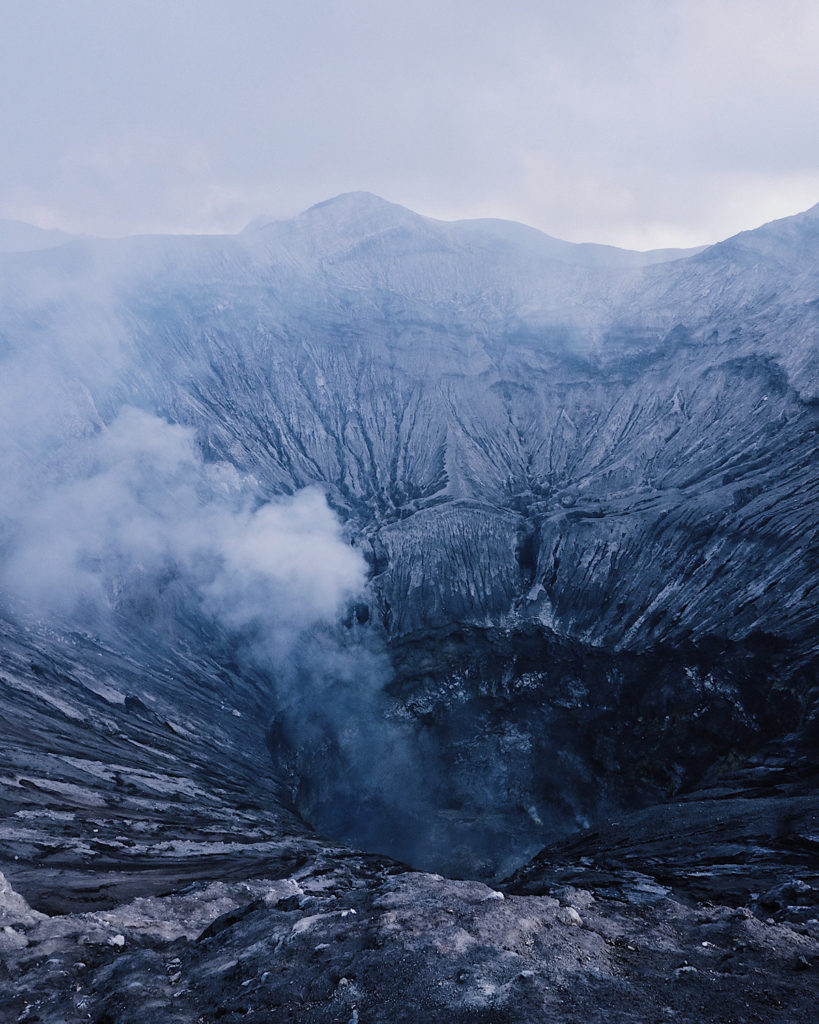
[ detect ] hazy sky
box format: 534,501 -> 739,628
2,0 -> 818,248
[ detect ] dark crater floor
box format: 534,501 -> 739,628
278,626 -> 815,882
1,616 -> 818,1024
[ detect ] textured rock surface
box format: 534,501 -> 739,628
0,194 -> 817,1020
2,193 -> 816,648
2,855 -> 818,1023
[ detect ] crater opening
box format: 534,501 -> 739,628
264,625 -> 805,881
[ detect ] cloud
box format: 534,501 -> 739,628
1,1 -> 817,246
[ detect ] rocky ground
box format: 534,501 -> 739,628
2,823 -> 817,1024
0,611 -> 816,1022
1,621 -> 817,1024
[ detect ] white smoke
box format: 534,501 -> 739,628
0,241 -> 441,876
1,406 -> 367,661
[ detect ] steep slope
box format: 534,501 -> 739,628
0,196 -> 817,1022
112,197 -> 819,653
1,194 -> 817,865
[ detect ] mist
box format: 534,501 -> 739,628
0,246 -> 475,876
1,408 -> 364,635
0,212 -> 630,882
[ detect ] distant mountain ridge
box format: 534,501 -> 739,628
0,218 -> 75,252
244,191 -> 708,267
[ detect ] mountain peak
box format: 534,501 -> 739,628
244,192 -> 425,254
299,191 -> 422,233
307,191 -> 403,215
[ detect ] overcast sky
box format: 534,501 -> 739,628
2,0 -> 817,249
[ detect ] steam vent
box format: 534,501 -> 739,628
1,194 -> 818,1022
